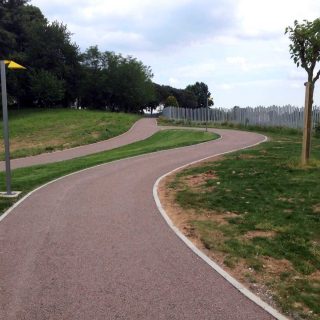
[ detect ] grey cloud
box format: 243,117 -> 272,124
34,0 -> 237,52
140,0 -> 236,49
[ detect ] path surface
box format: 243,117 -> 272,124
0,128 -> 275,320
0,118 -> 158,171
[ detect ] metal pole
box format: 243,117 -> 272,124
205,97 -> 208,132
1,60 -> 12,195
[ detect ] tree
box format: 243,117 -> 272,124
30,69 -> 65,107
285,18 -> 320,164
0,0 -> 31,59
0,1 -> 81,107
79,46 -> 107,109
164,95 -> 179,108
111,55 -> 155,113
79,47 -> 155,112
185,82 -> 213,108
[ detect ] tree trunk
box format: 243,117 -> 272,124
301,82 -> 314,165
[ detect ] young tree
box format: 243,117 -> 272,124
285,18 -> 320,164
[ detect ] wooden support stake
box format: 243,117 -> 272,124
301,82 -> 314,165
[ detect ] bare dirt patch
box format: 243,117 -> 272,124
2,138 -> 66,154
312,204 -> 320,214
181,170 -> 218,189
308,270 -> 320,281
278,197 -> 294,203
260,257 -> 293,275
237,154 -> 257,159
91,131 -> 101,139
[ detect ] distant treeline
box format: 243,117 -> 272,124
0,0 -> 213,113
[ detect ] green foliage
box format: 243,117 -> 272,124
0,1 -> 211,112
0,2 -> 81,107
30,70 -> 65,107
186,82 -> 214,108
285,18 -> 320,83
164,95 -> 179,108
152,84 -> 198,109
79,46 -> 155,113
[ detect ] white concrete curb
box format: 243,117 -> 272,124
153,134 -> 289,320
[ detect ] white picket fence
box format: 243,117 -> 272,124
162,105 -> 320,129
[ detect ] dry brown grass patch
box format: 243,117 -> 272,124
243,230 -> 276,240
312,204 -> 320,214
277,197 -> 294,203
260,257 -> 293,275
308,270 -> 320,281
238,154 -> 257,159
181,170 -> 218,189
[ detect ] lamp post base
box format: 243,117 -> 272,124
0,191 -> 22,198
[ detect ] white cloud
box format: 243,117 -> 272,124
226,56 -> 249,71
30,0 -> 320,107
177,62 -> 217,78
236,0 -> 320,38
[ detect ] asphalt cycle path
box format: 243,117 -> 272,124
0,118 -> 159,171
1,129 -> 275,320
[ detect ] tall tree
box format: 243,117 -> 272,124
79,46 -> 107,109
0,1 -> 81,107
110,55 -> 155,113
0,0 -> 32,59
79,48 -> 155,112
185,82 -> 213,108
286,18 -> 320,164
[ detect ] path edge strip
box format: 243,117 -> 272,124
153,135 -> 289,320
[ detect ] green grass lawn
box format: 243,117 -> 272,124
0,129 -> 217,215
166,130 -> 320,320
0,109 -> 140,159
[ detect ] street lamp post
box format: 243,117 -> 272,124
0,60 -> 25,196
205,96 -> 214,132
1,60 -> 12,195
205,96 -> 208,132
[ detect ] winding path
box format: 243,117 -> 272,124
0,125 -> 276,319
0,118 -> 158,171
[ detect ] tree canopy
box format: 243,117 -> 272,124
186,82 -> 214,108
0,1 -> 213,113
285,18 -> 320,84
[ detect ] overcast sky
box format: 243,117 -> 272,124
31,0 -> 320,108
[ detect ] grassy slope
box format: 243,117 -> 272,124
0,129 -> 217,215
0,109 -> 140,159
167,130 -> 320,320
